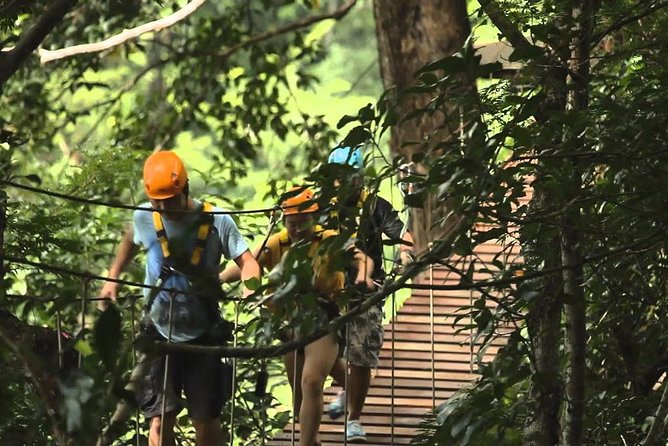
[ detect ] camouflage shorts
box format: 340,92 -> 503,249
345,304 -> 384,368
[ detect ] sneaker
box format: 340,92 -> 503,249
327,390 -> 345,420
346,420 -> 367,442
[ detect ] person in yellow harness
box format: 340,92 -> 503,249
98,151 -> 261,446
220,187 -> 374,446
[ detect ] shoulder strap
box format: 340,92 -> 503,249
152,210 -> 171,260
191,202 -> 214,267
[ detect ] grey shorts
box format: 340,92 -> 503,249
138,333 -> 232,420
345,304 -> 384,368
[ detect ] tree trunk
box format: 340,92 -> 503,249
524,214 -> 564,446
0,149 -> 8,298
561,2 -> 593,445
372,0 -> 472,254
0,188 -> 6,297
643,377 -> 668,446
561,225 -> 586,446
477,1 -> 572,444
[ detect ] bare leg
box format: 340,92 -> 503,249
329,359 -> 371,421
148,412 -> 176,446
347,364 -> 371,421
299,334 -> 338,446
329,357 -> 347,388
284,350 -> 305,419
192,417 -> 223,446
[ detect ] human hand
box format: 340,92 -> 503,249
354,273 -> 376,291
97,280 -> 118,311
400,250 -> 415,266
395,250 -> 415,274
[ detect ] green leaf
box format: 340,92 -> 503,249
342,126 -> 371,147
521,290 -> 539,302
336,114 -> 357,129
418,55 -> 466,74
358,103 -> 375,123
94,305 -> 122,370
403,192 -> 425,208
74,340 -> 93,357
411,152 -> 426,163
22,174 -> 41,185
508,44 -> 544,62
419,72 -> 439,85
451,413 -> 472,437
244,276 -> 262,291
476,61 -> 503,77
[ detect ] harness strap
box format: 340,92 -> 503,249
191,202 -> 214,266
151,202 -> 214,267
152,211 -> 170,260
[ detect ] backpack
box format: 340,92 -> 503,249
145,202 -> 226,343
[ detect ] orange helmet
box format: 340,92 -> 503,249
281,187 -> 319,216
143,151 -> 188,199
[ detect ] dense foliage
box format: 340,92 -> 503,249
379,1 -> 668,445
4,0 -> 668,445
0,0 -> 381,444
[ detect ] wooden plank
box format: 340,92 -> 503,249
270,434 -> 414,446
379,340 -> 501,354
279,424 -> 416,436
372,368 -> 474,381
366,358 -> 476,372
365,386 -> 460,399
382,330 -> 509,344
322,404 -> 429,417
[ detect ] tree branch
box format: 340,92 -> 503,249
591,0 -> 668,48
76,59 -> 169,147
209,0 -> 357,60
35,0 -> 356,65
477,0 -> 535,54
0,322 -> 67,445
0,0 -> 78,88
38,0 -> 206,64
643,375 -> 668,446
0,0 -> 24,19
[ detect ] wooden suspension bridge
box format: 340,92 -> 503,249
268,237 -> 522,446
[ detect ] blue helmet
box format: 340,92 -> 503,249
327,146 -> 363,169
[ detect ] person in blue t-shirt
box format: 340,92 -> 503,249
98,151 -> 260,446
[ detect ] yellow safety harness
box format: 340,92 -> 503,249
146,202 -> 230,342
152,202 -> 215,267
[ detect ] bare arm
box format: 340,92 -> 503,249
233,249 -> 262,298
98,227 -> 139,310
352,248 -> 375,290
399,230 -> 416,263
219,244 -> 263,283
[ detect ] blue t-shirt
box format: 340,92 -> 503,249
133,200 -> 248,342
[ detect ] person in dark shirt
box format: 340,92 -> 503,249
325,146 -> 415,442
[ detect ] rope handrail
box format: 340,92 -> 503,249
1,179 -> 280,215
142,237 -> 444,358
3,255 -> 240,301
4,293 -> 143,303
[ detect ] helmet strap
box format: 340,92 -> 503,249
182,181 -> 190,200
